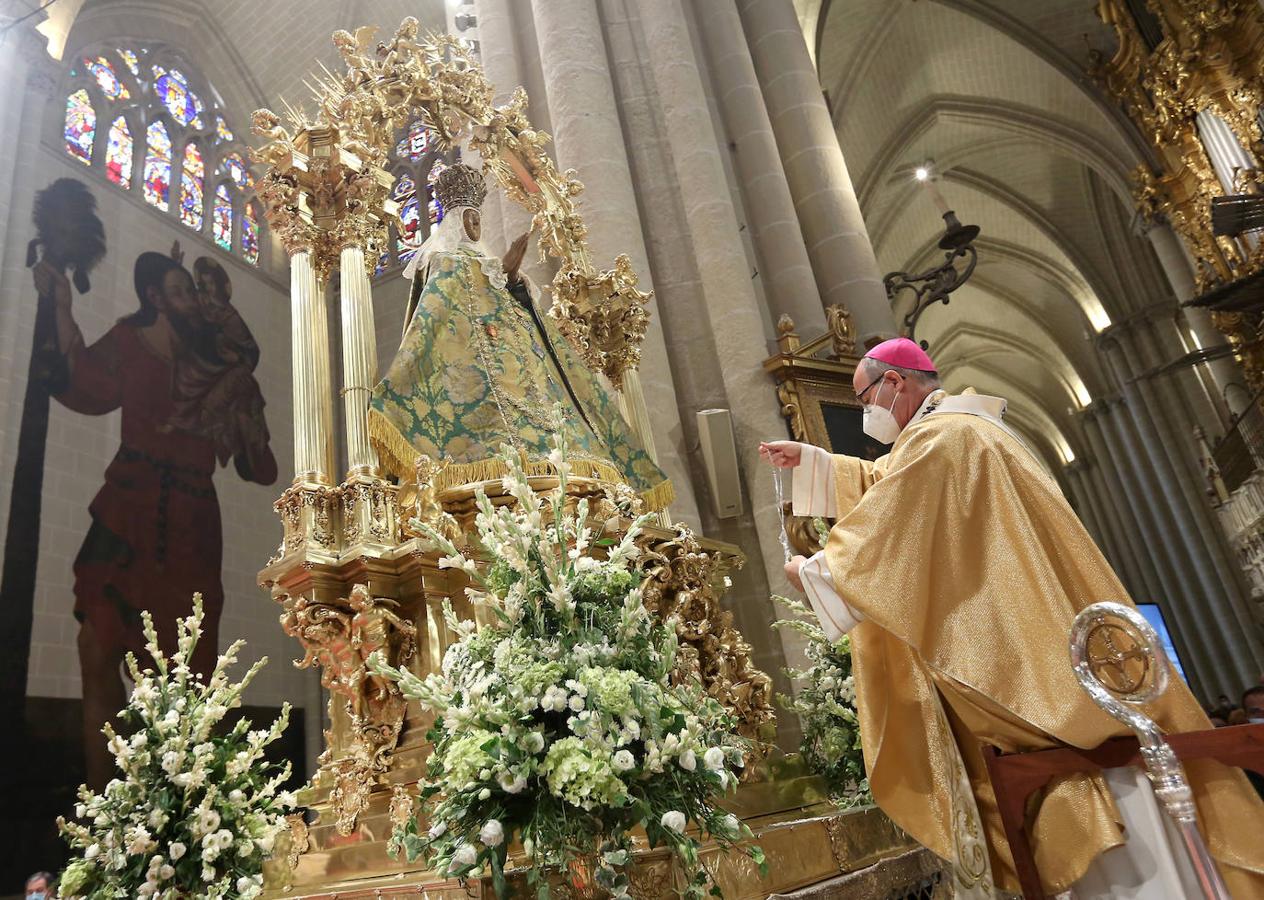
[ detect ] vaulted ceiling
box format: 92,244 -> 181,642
798,0 -> 1175,473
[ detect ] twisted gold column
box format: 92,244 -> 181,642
338,245 -> 380,479
290,249 -> 334,485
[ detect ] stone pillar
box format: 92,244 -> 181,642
737,0 -> 892,342
696,0 -> 825,335
290,250 -> 335,485
636,0 -> 811,678
1092,400 -> 1229,695
1080,409 -> 1172,615
1103,333 -> 1264,678
1147,222 -> 1241,420
1064,462 -> 1106,548
1081,456 -> 1149,602
528,0 -> 701,524
338,245 -> 379,479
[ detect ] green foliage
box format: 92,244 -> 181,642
369,435 -> 764,898
56,596 -> 294,899
772,596 -> 870,807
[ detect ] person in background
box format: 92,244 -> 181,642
25,871 -> 52,900
1210,693 -> 1237,720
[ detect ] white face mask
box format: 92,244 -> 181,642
862,381 -> 902,445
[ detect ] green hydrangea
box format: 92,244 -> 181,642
580,667 -> 638,718
443,729 -> 498,787
541,737 -> 627,811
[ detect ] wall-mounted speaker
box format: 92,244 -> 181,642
696,408 -> 743,519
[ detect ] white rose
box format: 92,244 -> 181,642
498,771 -> 527,794
478,788 -> 492,800
453,843 -> 478,867
613,750 -> 636,772
429,821 -> 447,840
704,747 -> 726,771
229,789 -> 245,802
479,819 -> 505,847
169,841 -> 187,860
523,731 -> 546,754
159,864 -> 175,881
678,749 -> 697,772
720,814 -> 741,837
660,810 -> 687,833
237,876 -> 258,895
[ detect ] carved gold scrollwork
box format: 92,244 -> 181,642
278,584 -> 417,834
636,527 -> 775,755
285,813 -> 310,871
252,25 -> 651,384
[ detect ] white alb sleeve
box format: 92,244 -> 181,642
801,551 -> 864,640
791,444 -> 837,518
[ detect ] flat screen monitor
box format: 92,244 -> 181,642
1136,603 -> 1189,685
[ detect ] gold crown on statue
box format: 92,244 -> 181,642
433,163 -> 487,211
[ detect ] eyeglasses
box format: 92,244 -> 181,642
856,377 -> 884,404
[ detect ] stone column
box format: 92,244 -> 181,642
1080,409 -> 1171,616
636,0 -> 812,681
528,0 -> 701,524
737,0 -> 892,342
1064,462 -> 1106,549
696,0 -> 825,335
338,245 -> 380,478
1093,400 -> 1230,694
289,249 -> 335,485
1147,222 -> 1241,420
1082,456 -> 1149,602
1103,333 -> 1264,677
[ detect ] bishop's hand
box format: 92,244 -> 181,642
33,260 -> 72,309
759,440 -> 803,468
502,232 -> 530,286
784,555 -> 807,592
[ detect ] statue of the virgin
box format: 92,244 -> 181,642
368,163 -> 672,510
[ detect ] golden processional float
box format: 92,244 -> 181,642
251,21 -> 939,898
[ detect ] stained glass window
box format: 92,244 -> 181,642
117,48 -> 140,75
242,202 -> 260,265
215,115 -> 234,142
64,89 -> 95,163
212,183 -> 233,250
143,120 -> 172,209
84,56 -> 129,100
220,152 -> 252,190
153,66 -> 203,127
393,173 -> 420,262
105,116 -> 133,188
179,142 -> 204,229
426,161 -> 448,224
395,121 -> 431,161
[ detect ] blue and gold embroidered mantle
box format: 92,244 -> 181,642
368,248 -> 672,510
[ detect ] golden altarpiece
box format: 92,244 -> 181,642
248,21 -> 943,900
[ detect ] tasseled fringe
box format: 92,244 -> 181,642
366,408 -> 675,512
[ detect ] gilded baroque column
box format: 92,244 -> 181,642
527,0 -> 702,524
337,242 -> 380,479
288,245 -> 335,486
736,0 -> 892,342
695,0 -> 826,335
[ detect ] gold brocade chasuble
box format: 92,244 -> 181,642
820,402 -> 1264,896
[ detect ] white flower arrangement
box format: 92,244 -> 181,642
56,595 -> 295,899
773,594 -> 870,807
368,434 -> 765,899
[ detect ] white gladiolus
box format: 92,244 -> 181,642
480,819 -> 505,847
661,811 -> 687,833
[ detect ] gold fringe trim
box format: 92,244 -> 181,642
367,408 -> 675,512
